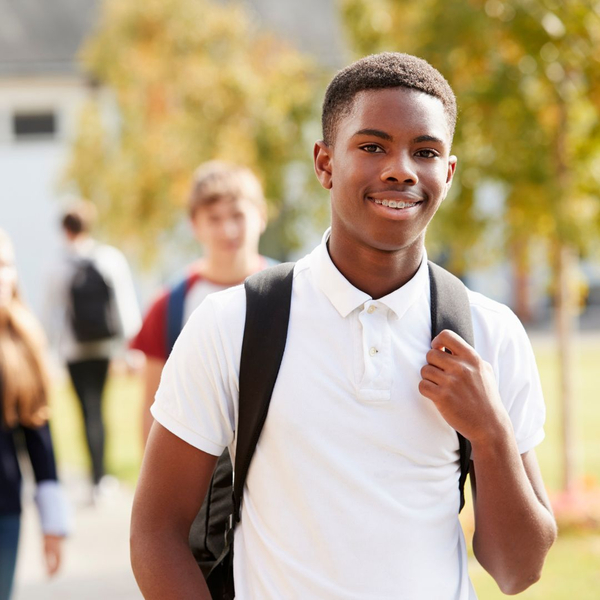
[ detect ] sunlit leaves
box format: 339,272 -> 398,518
64,0 -> 321,263
341,0 -> 600,266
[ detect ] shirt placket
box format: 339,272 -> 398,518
356,301 -> 392,403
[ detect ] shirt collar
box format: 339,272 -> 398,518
310,228 -> 429,320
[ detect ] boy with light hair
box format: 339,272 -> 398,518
131,161 -> 270,442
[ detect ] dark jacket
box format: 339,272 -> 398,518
0,399 -> 58,515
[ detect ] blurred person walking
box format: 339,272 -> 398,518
0,229 -> 70,599
131,161 -> 272,443
45,201 -> 141,501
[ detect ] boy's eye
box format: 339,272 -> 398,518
415,149 -> 438,158
360,144 -> 384,153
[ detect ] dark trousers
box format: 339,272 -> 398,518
67,358 -> 110,485
0,513 -> 20,600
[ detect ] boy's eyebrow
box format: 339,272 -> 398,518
353,128 -> 393,141
413,134 -> 445,145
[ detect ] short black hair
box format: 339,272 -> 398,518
322,52 -> 457,145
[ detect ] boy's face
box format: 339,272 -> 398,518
314,87 -> 456,256
191,195 -> 265,257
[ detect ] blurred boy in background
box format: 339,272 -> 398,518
131,161 -> 271,443
45,200 -> 141,501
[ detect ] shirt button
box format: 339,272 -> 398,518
369,347 -> 378,356
367,306 -> 376,314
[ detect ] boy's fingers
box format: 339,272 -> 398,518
431,329 -> 474,357
420,364 -> 444,385
418,378 -> 438,400
426,348 -> 454,369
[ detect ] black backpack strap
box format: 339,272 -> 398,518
233,262 -> 296,521
428,261 -> 474,513
208,263 -> 295,598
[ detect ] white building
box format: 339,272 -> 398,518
0,0 -> 99,317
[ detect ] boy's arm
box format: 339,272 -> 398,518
469,446 -> 556,594
141,358 -> 165,444
419,329 -> 557,595
131,422 -> 218,599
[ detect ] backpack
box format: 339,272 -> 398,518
69,256 -> 118,343
192,261 -> 475,599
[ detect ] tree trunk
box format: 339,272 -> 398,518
555,242 -> 577,493
511,237 -> 532,324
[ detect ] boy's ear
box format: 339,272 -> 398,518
314,141 -> 333,190
443,155 -> 457,199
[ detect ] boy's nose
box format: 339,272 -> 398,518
221,220 -> 239,239
380,155 -> 418,185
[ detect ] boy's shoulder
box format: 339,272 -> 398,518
465,287 -> 532,352
466,288 -> 515,318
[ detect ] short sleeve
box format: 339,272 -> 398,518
471,295 -> 546,455
130,291 -> 169,361
102,247 -> 142,340
496,314 -> 546,454
151,294 -> 239,457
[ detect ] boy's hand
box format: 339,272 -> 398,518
418,329 -> 512,448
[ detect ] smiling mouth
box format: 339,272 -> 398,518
369,198 -> 423,210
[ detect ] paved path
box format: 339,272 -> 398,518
13,471 -> 142,600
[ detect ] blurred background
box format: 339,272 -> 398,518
1,0 -> 599,598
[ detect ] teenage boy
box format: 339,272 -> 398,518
131,161 -> 269,442
131,53 -> 556,599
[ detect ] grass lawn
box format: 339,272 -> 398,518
48,335 -> 600,598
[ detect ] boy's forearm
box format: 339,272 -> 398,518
471,431 -> 556,595
131,530 -> 211,599
142,358 -> 165,445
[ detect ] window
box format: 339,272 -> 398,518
13,112 -> 57,140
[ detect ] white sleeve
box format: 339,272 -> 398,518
471,297 -> 546,455
152,295 -> 239,456
102,247 -> 142,340
497,314 -> 546,454
35,480 -> 72,537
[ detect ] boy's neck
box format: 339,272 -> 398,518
198,251 -> 262,286
328,235 -> 425,300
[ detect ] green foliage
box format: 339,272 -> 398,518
64,0 -> 324,262
341,0 -> 600,268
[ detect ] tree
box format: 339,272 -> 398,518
342,0 -> 600,493
64,0 -> 323,263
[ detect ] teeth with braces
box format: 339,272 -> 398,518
373,199 -> 418,209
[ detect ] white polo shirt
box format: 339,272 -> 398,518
153,231 -> 545,600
